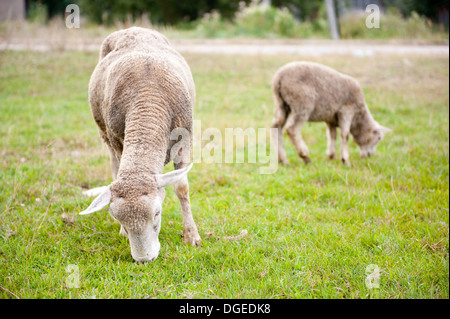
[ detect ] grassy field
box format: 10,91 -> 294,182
0,49 -> 448,299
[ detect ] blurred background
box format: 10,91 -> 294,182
0,0 -> 448,42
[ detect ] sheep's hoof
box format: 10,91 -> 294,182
327,153 -> 336,160
341,158 -> 351,167
182,229 -> 202,247
302,156 -> 311,164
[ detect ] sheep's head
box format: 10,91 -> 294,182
354,124 -> 392,158
79,164 -> 193,263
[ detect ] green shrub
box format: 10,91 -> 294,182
191,1 -> 446,39
27,1 -> 48,24
339,8 -> 444,40
234,1 -> 298,37
194,0 -> 317,39
195,10 -> 228,38
273,7 -> 297,37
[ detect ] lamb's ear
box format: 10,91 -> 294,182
377,125 -> 392,134
79,185 -> 111,215
156,163 -> 193,188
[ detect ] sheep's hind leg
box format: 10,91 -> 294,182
173,162 -> 201,247
271,108 -> 289,165
285,113 -> 311,164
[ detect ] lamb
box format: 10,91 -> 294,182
79,27 -> 201,263
271,61 -> 391,167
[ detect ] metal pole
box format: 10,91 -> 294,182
325,0 -> 340,40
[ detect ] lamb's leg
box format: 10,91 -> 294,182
338,113 -> 352,167
326,123 -> 337,160
285,113 -> 311,164
174,161 -> 201,246
271,107 -> 289,165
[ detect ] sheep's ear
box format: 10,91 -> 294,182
156,163 -> 193,188
82,186 -> 110,197
79,185 -> 111,215
377,125 -> 392,134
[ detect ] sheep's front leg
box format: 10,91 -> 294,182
326,123 -> 337,160
173,173 -> 201,246
109,148 -> 125,237
109,150 -> 120,180
119,225 -> 127,237
104,140 -> 126,237
338,113 -> 352,167
101,133 -> 121,181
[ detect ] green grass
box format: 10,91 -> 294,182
0,50 -> 448,299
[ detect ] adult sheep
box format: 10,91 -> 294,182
80,27 -> 201,263
271,61 -> 391,167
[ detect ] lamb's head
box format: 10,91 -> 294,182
353,123 -> 392,158
79,164 -> 193,263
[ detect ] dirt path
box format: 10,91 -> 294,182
1,38 -> 448,56
174,42 -> 449,56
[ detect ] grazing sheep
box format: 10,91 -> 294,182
271,61 -> 391,166
80,27 -> 201,263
